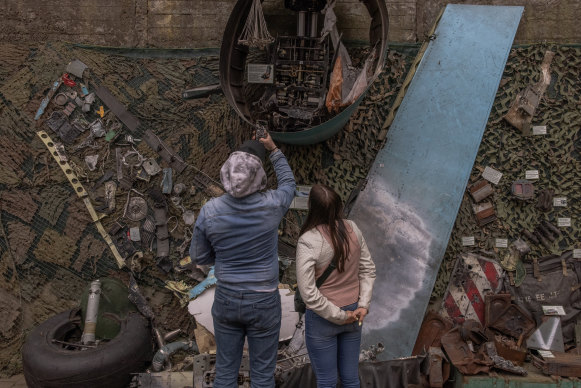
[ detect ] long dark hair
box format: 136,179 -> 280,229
299,184 -> 350,272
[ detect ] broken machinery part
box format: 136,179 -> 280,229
94,85 -> 141,133
510,179 -> 534,201
149,188 -> 172,273
504,51 -> 555,135
469,179 -> 494,202
142,130 -> 187,174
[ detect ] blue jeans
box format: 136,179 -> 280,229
211,286 -> 281,388
305,302 -> 361,388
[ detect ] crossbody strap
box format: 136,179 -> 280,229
315,260 -> 336,288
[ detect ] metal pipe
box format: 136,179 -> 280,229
297,11 -> 306,36
163,328 -> 182,343
81,280 -> 101,345
151,341 -> 197,372
309,12 -> 318,37
154,327 -> 165,349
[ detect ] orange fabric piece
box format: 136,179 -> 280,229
325,55 -> 343,113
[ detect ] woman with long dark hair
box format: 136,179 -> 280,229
296,184 -> 376,388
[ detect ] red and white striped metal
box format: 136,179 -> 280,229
441,253 -> 504,325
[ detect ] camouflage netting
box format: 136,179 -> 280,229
1,40 -> 579,377
0,41 -> 416,376
433,45 -> 581,298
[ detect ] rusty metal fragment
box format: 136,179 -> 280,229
536,188 -> 554,212
427,347 -> 450,388
412,311 -> 453,355
469,179 -> 494,202
521,229 -> 539,245
532,351 -> 581,377
472,202 -> 496,226
510,179 -> 534,200
494,336 -> 527,365
504,51 -> 555,135
489,303 -> 536,340
484,293 -> 511,328
441,324 -> 492,375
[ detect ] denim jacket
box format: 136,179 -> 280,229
189,150 -> 296,291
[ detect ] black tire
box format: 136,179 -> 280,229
22,309 -> 153,388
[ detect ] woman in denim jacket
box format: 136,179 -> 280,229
296,184 -> 376,388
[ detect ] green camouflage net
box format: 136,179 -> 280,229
2,40 -> 578,377
433,45 -> 581,299
0,41 -> 416,375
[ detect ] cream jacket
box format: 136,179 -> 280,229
296,220 -> 376,325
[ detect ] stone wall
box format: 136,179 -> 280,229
417,0 -> 581,43
0,0 -> 579,48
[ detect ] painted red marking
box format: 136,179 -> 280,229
462,277 -> 485,324
444,292 -> 464,324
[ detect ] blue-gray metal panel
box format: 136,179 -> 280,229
349,4 -> 523,359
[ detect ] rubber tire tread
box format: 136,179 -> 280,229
22,309 -> 153,388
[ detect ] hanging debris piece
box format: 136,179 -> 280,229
237,0 -> 274,48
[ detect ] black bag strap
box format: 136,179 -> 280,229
315,260 -> 336,288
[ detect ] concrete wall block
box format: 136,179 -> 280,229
149,13 -> 195,28
1,0 -> 581,46
418,0 -> 581,43
149,0 -> 196,15
341,27 -> 372,42
195,1 -> 234,16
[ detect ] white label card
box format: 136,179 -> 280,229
542,305 -> 566,316
538,350 -> 555,358
557,218 -> 571,227
574,249 -> 581,259
525,170 -> 539,180
482,166 -> 502,185
532,125 -> 547,135
290,196 -> 309,210
462,236 -> 475,246
296,185 -> 312,196
495,238 -> 508,248
553,197 -> 567,207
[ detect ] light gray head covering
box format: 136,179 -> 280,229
220,151 -> 267,198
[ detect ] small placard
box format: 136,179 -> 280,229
296,185 -> 312,196
482,166 -> 502,185
542,305 -> 566,316
573,249 -> 581,259
553,197 -> 567,207
538,350 -> 555,358
290,196 -> 309,210
462,236 -> 475,246
129,227 -> 141,242
557,218 -> 571,227
247,64 -> 274,84
495,238 -> 508,248
525,170 -> 539,180
532,125 -> 547,135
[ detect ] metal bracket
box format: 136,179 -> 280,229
37,130 -> 125,268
